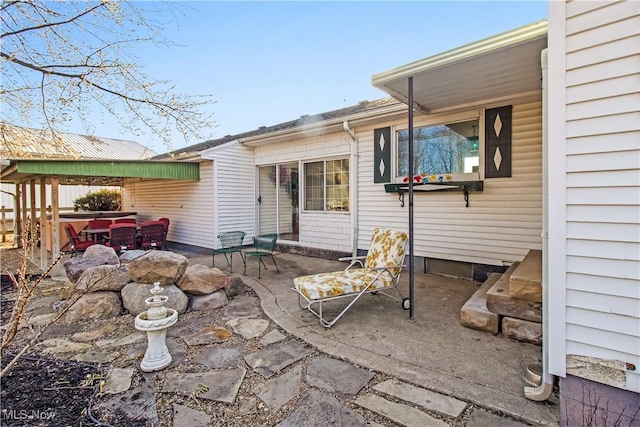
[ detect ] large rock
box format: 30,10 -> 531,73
119,250 -> 147,265
127,251 -> 188,285
63,291 -> 123,323
63,256 -> 119,284
177,264 -> 228,295
83,245 -> 119,265
121,282 -> 188,316
76,264 -> 131,292
190,291 -> 229,311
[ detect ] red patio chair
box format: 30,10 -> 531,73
114,218 -> 136,224
63,224 -> 95,257
139,220 -> 165,250
87,219 -> 112,242
158,217 -> 170,250
105,223 -> 137,253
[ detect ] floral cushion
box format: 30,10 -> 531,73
293,269 -> 394,300
293,228 -> 408,301
364,228 -> 408,275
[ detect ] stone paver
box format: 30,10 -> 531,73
244,340 -> 314,378
95,331 -> 146,349
354,393 -> 449,427
102,367 -> 135,395
306,357 -> 375,397
39,338 -> 92,354
226,317 -> 269,339
252,365 -> 302,411
71,323 -> 118,342
222,295 -> 261,319
161,368 -> 246,403
97,380 -> 158,425
277,389 -> 368,427
172,403 -> 211,427
373,379 -> 468,418
466,410 -> 531,427
182,325 -> 231,346
192,343 -> 244,369
260,329 -> 286,346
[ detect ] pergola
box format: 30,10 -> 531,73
1,158 -> 199,273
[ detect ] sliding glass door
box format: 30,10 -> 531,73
257,163 -> 299,241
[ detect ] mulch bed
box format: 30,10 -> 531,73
1,248 -> 102,427
1,354 -> 103,426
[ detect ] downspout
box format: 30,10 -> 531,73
343,121 -> 358,258
525,48 -> 554,401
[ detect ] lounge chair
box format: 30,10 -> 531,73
292,228 -> 410,328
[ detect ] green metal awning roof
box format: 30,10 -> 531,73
0,159 -> 199,185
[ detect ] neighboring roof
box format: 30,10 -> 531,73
0,159 -> 199,185
0,123 -> 157,160
156,97 -> 404,158
371,19 -> 548,114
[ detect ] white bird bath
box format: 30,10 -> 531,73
134,282 -> 178,372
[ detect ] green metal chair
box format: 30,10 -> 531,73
243,233 -> 280,279
212,231 -> 246,273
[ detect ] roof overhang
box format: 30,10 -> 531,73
238,103 -> 407,147
371,20 -> 548,114
0,159 -> 200,185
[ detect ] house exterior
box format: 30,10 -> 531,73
121,2 -> 638,424
546,1 -> 640,425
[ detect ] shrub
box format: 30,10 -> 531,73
73,189 -> 121,211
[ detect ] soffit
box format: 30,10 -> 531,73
371,20 -> 548,113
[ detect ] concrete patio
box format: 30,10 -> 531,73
182,248 -> 559,426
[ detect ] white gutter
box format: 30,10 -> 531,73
343,121 -> 358,257
524,47 -> 553,401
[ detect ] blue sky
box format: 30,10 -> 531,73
66,1 -> 549,153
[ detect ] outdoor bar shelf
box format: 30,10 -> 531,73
384,181 -> 483,208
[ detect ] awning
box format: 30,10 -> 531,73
0,159 -> 200,185
371,20 -> 548,113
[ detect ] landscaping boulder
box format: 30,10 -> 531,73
127,251 -> 188,285
177,265 -> 228,295
63,291 -> 123,323
63,256 -> 119,284
224,276 -> 249,298
83,245 -> 119,265
190,291 -> 228,311
119,250 -> 147,265
121,282 -> 188,316
76,264 -> 131,292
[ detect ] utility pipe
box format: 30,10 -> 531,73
343,121 -> 358,258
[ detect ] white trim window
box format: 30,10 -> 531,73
397,118 -> 480,182
303,158 -> 349,212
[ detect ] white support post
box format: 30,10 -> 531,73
29,179 -> 36,260
50,178 -> 62,276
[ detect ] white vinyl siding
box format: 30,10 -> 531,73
357,101 -> 543,266
121,161 -> 215,249
562,0 -> 640,390
202,141 -> 256,245
253,132 -> 352,252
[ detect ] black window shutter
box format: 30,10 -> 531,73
485,106 -> 512,178
373,127 -> 391,183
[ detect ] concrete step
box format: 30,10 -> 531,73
354,393 -> 449,427
509,249 -> 542,302
486,264 -> 542,323
460,273 -> 500,334
502,317 -> 542,345
373,379 -> 467,418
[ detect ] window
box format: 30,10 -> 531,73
304,159 -> 349,212
397,118 -> 480,180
